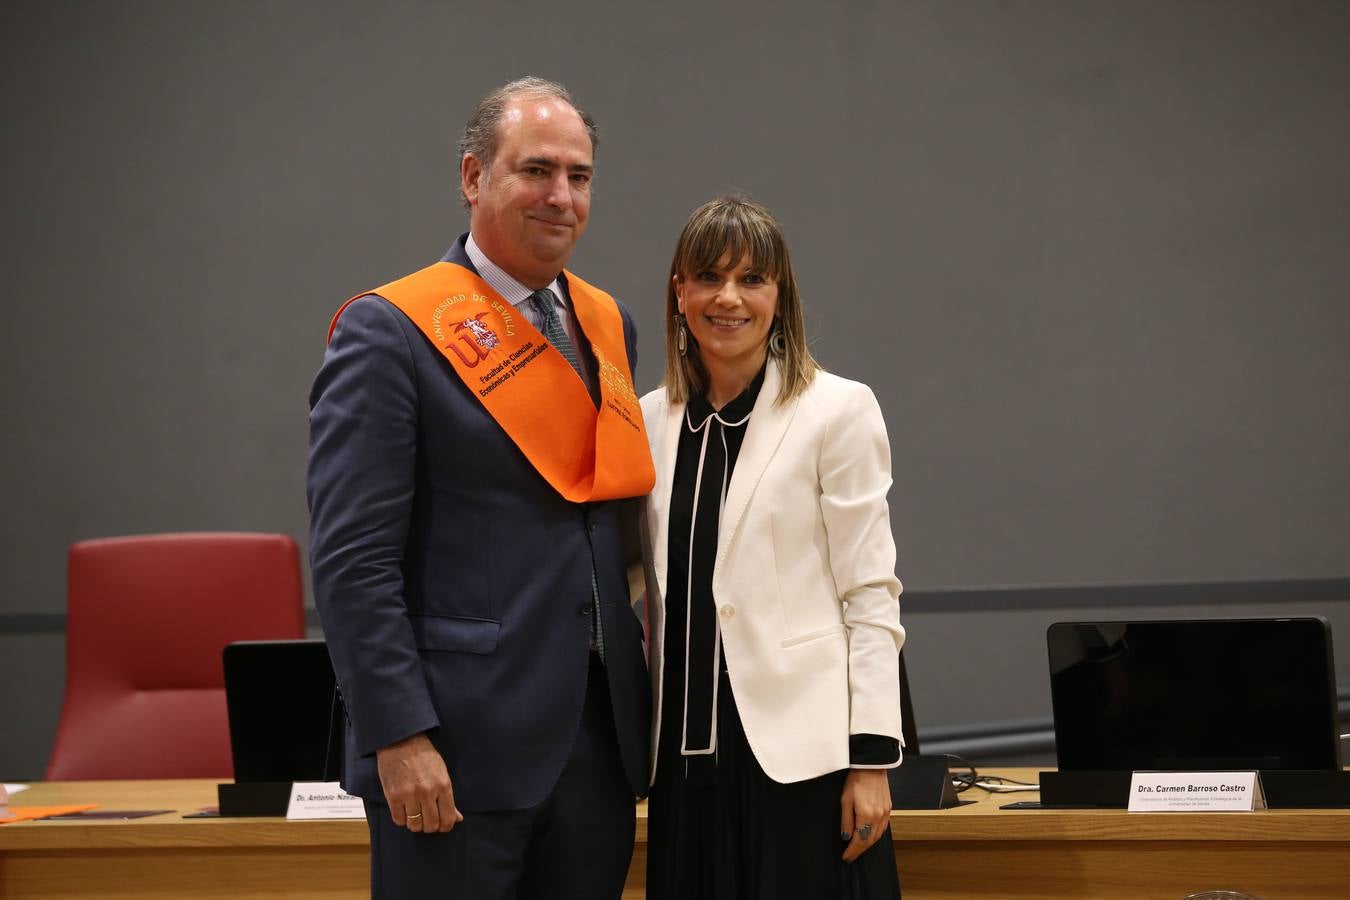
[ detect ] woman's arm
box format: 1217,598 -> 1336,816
817,380 -> 906,741
816,380 -> 906,860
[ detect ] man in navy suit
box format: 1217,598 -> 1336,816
308,76 -> 654,899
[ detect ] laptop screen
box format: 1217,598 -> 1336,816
222,639 -> 340,783
1048,617 -> 1341,772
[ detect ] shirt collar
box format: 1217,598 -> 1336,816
465,233 -> 564,310
687,363 -> 767,429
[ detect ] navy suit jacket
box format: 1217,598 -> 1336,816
307,236 -> 651,811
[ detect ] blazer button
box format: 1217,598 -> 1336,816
719,605 -> 735,620
579,603 -> 591,616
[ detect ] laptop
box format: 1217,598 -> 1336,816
1047,617 -> 1342,773
222,639 -> 342,783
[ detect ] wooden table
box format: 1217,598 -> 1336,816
3,771 -> 1348,898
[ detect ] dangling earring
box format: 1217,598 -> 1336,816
674,314 -> 689,356
768,319 -> 786,358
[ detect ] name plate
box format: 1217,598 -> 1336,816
1128,771 -> 1266,812
285,782 -> 367,820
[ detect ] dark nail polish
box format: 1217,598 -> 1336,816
840,831 -> 851,841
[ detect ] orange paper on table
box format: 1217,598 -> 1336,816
0,804 -> 97,824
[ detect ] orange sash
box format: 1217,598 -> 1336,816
329,262 -> 655,503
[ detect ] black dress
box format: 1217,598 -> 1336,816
646,369 -> 902,900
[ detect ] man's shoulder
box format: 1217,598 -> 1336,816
613,295 -> 637,328
332,293 -> 403,334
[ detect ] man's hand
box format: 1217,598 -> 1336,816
376,733 -> 463,833
840,769 -> 891,862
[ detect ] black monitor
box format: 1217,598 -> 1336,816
1048,617 -> 1342,773
222,639 -> 341,783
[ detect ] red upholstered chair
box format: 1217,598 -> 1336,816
46,532 -> 305,780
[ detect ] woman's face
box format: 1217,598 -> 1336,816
675,253 -> 779,372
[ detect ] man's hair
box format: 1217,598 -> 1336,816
457,76 -> 599,210
663,194 -> 821,405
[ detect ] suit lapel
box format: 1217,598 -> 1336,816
441,234 -> 476,271
715,361 -> 799,576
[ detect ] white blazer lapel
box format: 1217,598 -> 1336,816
715,361 -> 799,575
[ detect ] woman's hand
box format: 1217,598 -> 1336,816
840,768 -> 892,862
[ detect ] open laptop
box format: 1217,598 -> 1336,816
222,639 -> 342,784
1047,617 -> 1342,773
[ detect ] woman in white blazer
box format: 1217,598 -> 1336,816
638,196 -> 906,899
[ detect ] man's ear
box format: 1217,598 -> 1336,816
461,154 -> 483,206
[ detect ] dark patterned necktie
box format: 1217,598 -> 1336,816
529,289 -> 584,380
529,288 -> 604,661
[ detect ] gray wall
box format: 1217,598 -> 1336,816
2,0 -> 1348,780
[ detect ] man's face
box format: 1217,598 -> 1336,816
461,97 -> 594,289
